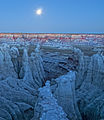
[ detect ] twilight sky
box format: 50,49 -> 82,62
0,0 -> 104,33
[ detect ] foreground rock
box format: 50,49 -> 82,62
54,71 -> 82,120
0,44 -> 18,80
0,41 -> 104,120
32,81 -> 68,120
76,50 -> 104,120
0,44 -> 45,120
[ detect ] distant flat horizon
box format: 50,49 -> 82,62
0,32 -> 104,34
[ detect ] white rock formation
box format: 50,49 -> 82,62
0,40 -> 103,120
30,44 -> 45,88
74,48 -> 85,89
80,50 -> 104,89
0,44 -> 18,80
76,50 -> 104,119
0,44 -> 46,120
0,77 -> 36,120
19,48 -> 35,88
32,81 -> 68,120
54,71 -> 82,120
10,46 -> 20,75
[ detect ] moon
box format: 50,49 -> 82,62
36,8 -> 42,15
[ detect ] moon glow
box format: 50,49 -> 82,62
36,9 -> 42,15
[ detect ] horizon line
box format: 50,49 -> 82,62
0,32 -> 104,35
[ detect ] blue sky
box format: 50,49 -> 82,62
0,0 -> 104,33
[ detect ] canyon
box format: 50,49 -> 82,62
0,33 -> 104,120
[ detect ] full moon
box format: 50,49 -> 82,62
36,9 -> 42,15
